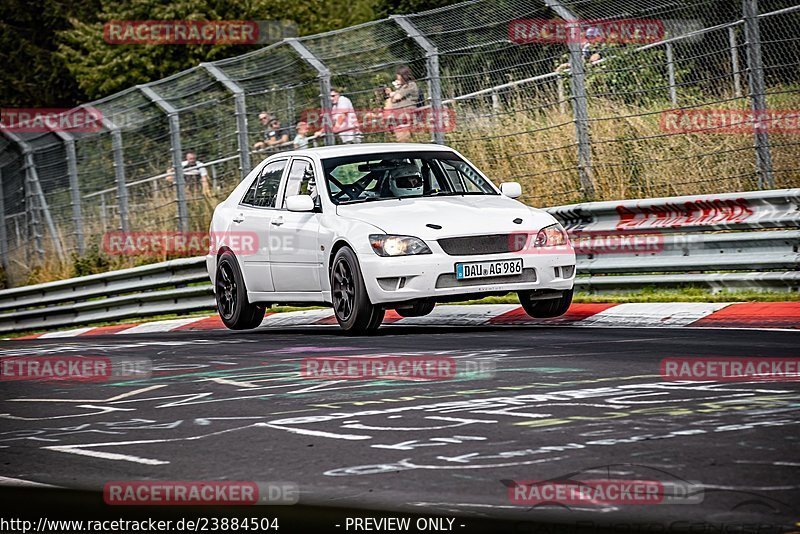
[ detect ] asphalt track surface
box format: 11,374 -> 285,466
0,323 -> 798,533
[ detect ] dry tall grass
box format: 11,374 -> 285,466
4,91 -> 800,287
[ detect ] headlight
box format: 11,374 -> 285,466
533,223 -> 569,247
369,235 -> 432,257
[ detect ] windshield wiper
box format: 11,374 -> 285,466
427,191 -> 490,197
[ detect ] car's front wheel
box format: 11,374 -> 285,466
216,251 -> 266,330
518,288 -> 573,318
331,247 -> 384,335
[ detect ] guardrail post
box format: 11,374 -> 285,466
729,26 -> 743,98
0,128 -> 64,260
544,0 -> 595,199
0,167 -> 8,274
286,38 -> 335,146
201,63 -> 252,179
665,42 -> 678,105
392,15 -> 446,145
139,85 -> 190,232
742,0 -> 774,189
49,127 -> 85,254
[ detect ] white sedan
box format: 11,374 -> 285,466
207,143 -> 575,334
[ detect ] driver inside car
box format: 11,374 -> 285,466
388,165 -> 424,197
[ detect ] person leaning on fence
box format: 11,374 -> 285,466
165,151 -> 211,197
253,111 -> 274,150
556,26 -> 603,73
363,85 -> 393,134
293,121 -> 323,149
265,118 -> 291,148
388,66 -> 419,142
330,88 -> 363,144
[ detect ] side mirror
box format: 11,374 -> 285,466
286,194 -> 315,212
500,182 -> 522,199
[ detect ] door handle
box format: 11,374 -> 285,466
271,216 -> 284,226
232,214 -> 244,223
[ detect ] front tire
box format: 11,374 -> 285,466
331,247 -> 383,335
216,251 -> 265,330
518,288 -> 573,318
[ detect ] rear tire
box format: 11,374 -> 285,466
518,288 -> 573,318
395,301 -> 435,317
331,247 -> 383,335
216,251 -> 265,330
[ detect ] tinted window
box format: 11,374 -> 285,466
241,160 -> 286,207
281,160 -> 317,208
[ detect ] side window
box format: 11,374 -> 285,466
281,160 -> 317,208
242,160 -> 286,207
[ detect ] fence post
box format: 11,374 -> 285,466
0,167 -> 7,274
665,42 -> 678,105
22,160 -> 41,262
201,63 -> 252,179
286,39 -> 335,146
139,85 -> 190,232
729,26 -> 743,98
392,15 -> 446,145
84,105 -> 130,234
742,0 -> 774,189
544,0 -> 594,198
49,128 -> 85,254
0,128 -> 63,260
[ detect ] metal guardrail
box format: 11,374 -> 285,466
0,189 -> 797,334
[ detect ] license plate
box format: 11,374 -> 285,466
455,258 -> 523,280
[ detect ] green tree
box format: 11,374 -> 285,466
56,0 -> 376,100
0,0 -> 99,106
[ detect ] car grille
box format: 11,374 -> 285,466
438,234 -> 528,256
435,268 -> 536,288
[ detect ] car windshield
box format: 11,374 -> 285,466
321,150 -> 498,205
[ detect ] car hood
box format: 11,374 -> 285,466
335,195 -> 557,239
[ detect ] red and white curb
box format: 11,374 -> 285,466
10,302 -> 799,339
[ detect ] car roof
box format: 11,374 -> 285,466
279,143 -> 454,160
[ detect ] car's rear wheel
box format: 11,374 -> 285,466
331,247 -> 383,335
216,251 -> 265,330
395,301 -> 435,317
518,288 -> 573,318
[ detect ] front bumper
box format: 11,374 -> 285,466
358,246 -> 576,305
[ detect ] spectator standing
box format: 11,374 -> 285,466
388,66 -> 418,142
166,151 -> 211,197
330,88 -> 362,144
